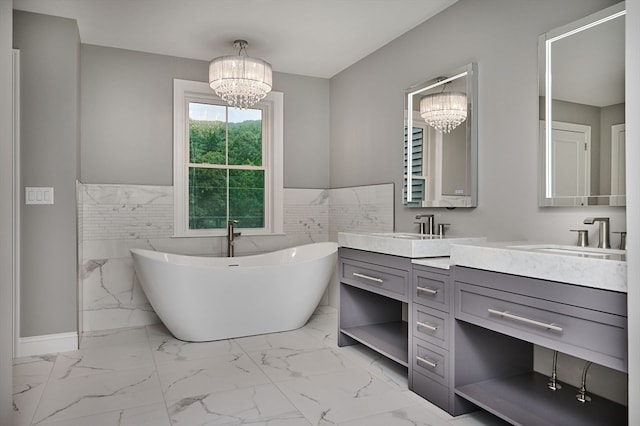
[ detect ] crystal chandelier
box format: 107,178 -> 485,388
419,91 -> 467,133
209,40 -> 272,109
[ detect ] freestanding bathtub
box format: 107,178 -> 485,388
130,242 -> 338,342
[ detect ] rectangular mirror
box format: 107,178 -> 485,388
404,62 -> 478,208
539,2 -> 625,207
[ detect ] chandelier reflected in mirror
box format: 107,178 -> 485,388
209,40 -> 272,109
419,91 -> 467,134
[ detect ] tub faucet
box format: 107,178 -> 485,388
227,220 -> 241,257
415,214 -> 435,235
583,217 -> 610,249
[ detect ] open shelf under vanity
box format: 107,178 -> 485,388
456,371 -> 627,426
340,321 -> 408,366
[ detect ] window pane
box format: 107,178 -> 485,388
189,167 -> 227,229
229,169 -> 264,228
228,107 -> 263,166
189,102 -> 226,164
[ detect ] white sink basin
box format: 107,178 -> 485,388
508,244 -> 626,261
338,232 -> 486,258
450,241 -> 627,292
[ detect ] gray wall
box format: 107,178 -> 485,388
13,11 -> 80,338
0,0 -> 14,420
80,45 -> 330,188
626,0 -> 639,422
330,0 -> 625,246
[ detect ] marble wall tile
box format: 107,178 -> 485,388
283,188 -> 329,241
80,184 -> 173,241
80,256 -> 158,332
77,183 -> 393,332
329,183 -> 394,241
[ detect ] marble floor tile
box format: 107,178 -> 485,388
12,355 -> 57,426
248,346 -> 359,383
301,313 -> 338,346
275,367 -> 417,425
80,326 -> 149,349
156,352 -> 271,401
150,334 -> 245,365
340,345 -> 410,390
234,328 -> 328,353
13,304 -> 511,426
167,383 -> 308,426
37,403 -> 171,426
32,366 -> 164,425
448,411 -> 511,426
49,341 -> 155,380
145,322 -> 173,339
338,403 -> 452,426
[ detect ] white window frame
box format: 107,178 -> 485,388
173,79 -> 283,237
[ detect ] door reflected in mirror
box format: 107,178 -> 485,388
539,2 -> 625,207
404,62 -> 477,208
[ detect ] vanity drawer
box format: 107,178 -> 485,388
413,266 -> 450,312
413,306 -> 449,349
412,337 -> 449,385
456,281 -> 628,372
340,250 -> 409,301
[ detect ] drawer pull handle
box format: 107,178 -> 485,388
416,355 -> 438,368
416,321 -> 438,331
352,272 -> 383,283
487,309 -> 563,332
417,286 -> 438,295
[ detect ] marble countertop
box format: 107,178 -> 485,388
338,232 -> 486,258
411,257 -> 452,270
450,241 -> 627,293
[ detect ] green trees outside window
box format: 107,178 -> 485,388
188,102 -> 265,229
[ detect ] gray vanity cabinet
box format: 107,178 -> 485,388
338,247 -> 411,366
452,266 -> 628,426
409,265 -> 453,412
338,246 -> 628,424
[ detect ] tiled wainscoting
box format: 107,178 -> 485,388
78,183 -> 394,334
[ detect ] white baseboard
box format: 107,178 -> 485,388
17,332 -> 78,357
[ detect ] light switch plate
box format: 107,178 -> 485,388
25,187 -> 54,205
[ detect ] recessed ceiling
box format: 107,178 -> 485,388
13,0 -> 458,78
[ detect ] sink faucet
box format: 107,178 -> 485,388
415,214 -> 435,235
227,220 -> 241,257
583,217 -> 610,249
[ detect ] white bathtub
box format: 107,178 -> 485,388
130,242 -> 338,342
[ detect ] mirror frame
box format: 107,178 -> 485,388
538,2 -> 625,207
405,62 -> 478,208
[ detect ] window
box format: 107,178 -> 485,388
173,79 -> 283,237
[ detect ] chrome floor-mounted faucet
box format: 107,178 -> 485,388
583,217 -> 610,249
227,220 -> 241,257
